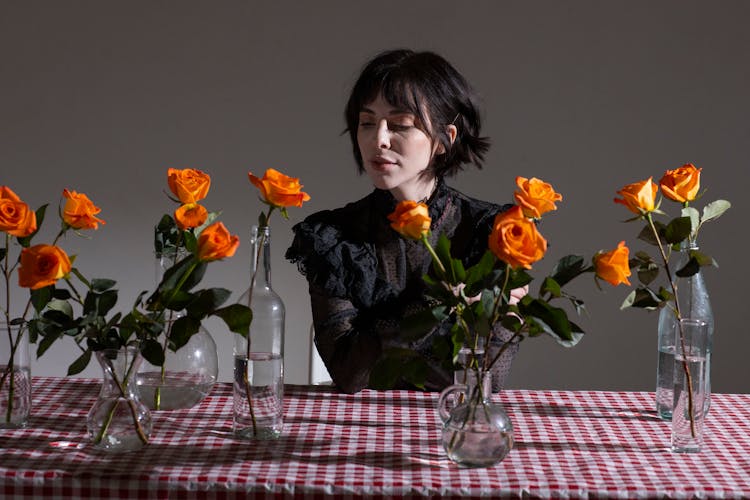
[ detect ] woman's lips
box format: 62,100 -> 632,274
370,157 -> 398,171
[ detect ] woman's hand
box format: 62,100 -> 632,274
508,285 -> 528,305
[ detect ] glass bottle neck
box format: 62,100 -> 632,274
250,225 -> 272,288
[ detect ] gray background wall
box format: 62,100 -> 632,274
2,1 -> 748,392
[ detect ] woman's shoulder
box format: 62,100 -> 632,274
285,191 -> 394,307
443,184 -> 511,226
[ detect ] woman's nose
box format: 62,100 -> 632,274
376,120 -> 390,149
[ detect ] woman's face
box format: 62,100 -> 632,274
356,94 -> 438,201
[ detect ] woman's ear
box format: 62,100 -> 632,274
435,124 -> 458,154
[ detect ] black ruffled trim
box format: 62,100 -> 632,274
285,180 -> 509,309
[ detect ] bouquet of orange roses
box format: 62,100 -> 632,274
1,186 -> 104,428
376,177 -> 631,392
613,163 -> 729,449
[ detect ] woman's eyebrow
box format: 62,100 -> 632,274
359,107 -> 414,117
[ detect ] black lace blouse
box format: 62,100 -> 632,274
285,180 -> 518,393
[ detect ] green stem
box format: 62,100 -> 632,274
94,351 -> 149,445
421,234 -> 447,277
646,213 -> 696,438
242,207 -> 275,436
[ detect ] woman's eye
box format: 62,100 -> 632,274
389,123 -> 412,132
358,121 -> 375,128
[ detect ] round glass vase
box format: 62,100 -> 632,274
136,320 -> 218,411
87,347 -> 152,452
656,239 -> 713,420
438,370 -> 514,467
0,322 -> 31,429
234,225 -> 285,440
135,250 -> 220,411
671,318 -> 709,453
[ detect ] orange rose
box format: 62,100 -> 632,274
388,200 -> 431,240
197,222 -> 239,261
593,241 -> 632,286
167,168 -> 211,204
488,205 -> 547,269
174,203 -> 208,230
659,163 -> 701,203
513,176 -> 562,219
18,244 -> 72,289
62,189 -> 106,230
248,169 -> 311,208
0,186 -> 37,237
614,178 -> 658,215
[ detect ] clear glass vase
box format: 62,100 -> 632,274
136,321 -> 218,410
87,347 -> 152,452
656,239 -> 713,420
234,225 -> 285,439
438,370 -> 514,467
671,318 -> 709,453
0,322 -> 31,429
135,250 -> 219,410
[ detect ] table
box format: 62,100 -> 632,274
1,378 -> 749,499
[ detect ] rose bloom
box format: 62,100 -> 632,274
488,205 -> 547,270
513,176 -> 562,219
248,169 -> 311,208
659,163 -> 701,203
593,241 -> 632,286
62,189 -> 106,230
0,186 -> 37,237
167,168 -> 211,204
388,200 -> 431,240
174,203 -> 208,230
197,222 -> 240,261
614,177 -> 658,215
18,244 -> 72,290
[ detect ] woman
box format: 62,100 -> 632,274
286,49 -> 521,393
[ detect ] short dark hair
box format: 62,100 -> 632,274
345,49 -> 490,178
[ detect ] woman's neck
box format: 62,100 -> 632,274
390,177 -> 437,203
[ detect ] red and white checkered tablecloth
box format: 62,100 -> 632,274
1,377 -> 749,499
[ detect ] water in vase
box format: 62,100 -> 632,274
656,344 -> 675,420
233,353 -> 283,439
136,371 -> 215,410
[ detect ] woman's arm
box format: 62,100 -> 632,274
309,284 -> 382,394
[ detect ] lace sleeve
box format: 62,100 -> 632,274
308,284 -> 382,394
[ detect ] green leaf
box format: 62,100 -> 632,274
400,307 -> 443,341
91,278 -> 117,292
681,207 -> 700,234
17,204 -> 48,248
637,221 -> 665,246
550,255 -> 587,287
620,287 -> 663,310
701,199 -> 730,224
154,214 -> 181,254
67,350 -> 92,375
465,250 -> 496,289
637,261 -> 660,285
141,338 -> 165,367
0,247 -> 6,261
169,316 -> 200,351
664,216 -> 692,245
213,303 -> 253,337
518,298 -> 574,342
539,277 -> 562,298
30,286 -> 53,313
36,329 -> 61,358
185,288 -> 232,318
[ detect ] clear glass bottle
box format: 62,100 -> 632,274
656,239 -> 713,420
234,225 -> 285,439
